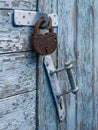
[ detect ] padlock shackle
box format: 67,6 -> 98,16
34,17 -> 45,34
34,17 -> 54,34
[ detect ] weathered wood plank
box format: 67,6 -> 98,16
76,0 -> 94,130
0,91 -> 36,130
38,68 -> 58,130
38,0 -> 58,130
0,0 -> 36,10
37,0 -> 98,130
0,52 -> 36,99
58,0 -> 77,130
0,10 -> 34,53
93,1 -> 98,129
0,1 -> 37,130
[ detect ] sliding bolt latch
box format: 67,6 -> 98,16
51,62 -> 78,95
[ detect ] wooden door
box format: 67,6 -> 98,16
0,0 -> 98,130
38,0 -> 98,130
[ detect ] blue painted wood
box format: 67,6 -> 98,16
38,0 -> 98,130
0,0 -> 36,10
0,10 -> 33,53
38,1 -> 58,130
93,1 -> 98,129
0,52 -> 36,99
76,1 -> 94,130
0,0 -> 98,130
0,0 -> 37,130
0,91 -> 36,130
58,0 -> 76,130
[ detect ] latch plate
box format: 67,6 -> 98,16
44,56 -> 66,121
14,10 -> 58,27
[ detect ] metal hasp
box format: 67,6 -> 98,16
14,10 -> 58,27
44,56 -> 66,121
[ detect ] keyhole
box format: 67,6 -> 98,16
58,98 -> 63,110
45,47 -> 48,53
60,102 -> 62,110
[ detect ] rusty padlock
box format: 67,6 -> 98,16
30,17 -> 58,55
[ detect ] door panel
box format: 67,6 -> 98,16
0,91 -> 36,130
93,1 -> 98,129
58,0 -> 76,130
0,10 -> 33,53
37,0 -> 76,130
0,0 -> 98,130
37,0 -> 98,130
37,1 -> 58,130
0,0 -> 37,130
0,52 -> 36,99
76,1 -> 94,130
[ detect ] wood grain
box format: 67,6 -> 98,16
38,0 -> 98,130
0,52 -> 36,99
0,91 -> 36,130
38,1 -> 58,130
1,0 -> 98,129
92,0 -> 98,129
76,0 -> 94,130
0,0 -> 37,130
0,0 -> 36,10
0,10 -> 34,53
58,0 -> 77,130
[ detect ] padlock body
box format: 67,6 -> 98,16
30,32 -> 57,55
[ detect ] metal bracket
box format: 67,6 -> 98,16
44,56 -> 66,121
14,10 -> 58,27
50,62 -> 79,94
